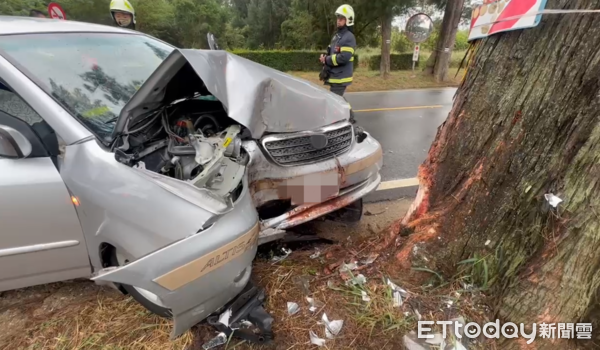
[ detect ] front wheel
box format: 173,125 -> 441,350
110,251 -> 172,318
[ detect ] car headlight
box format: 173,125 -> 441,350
133,167 -> 233,215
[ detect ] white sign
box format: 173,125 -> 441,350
412,44 -> 420,62
48,2 -> 67,20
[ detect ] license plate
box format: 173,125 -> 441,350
278,171 -> 340,205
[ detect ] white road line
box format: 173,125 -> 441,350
376,177 -> 419,191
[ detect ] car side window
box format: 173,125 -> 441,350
0,86 -> 59,158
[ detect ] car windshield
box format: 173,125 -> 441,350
0,33 -> 174,141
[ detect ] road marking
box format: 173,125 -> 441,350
354,105 -> 443,113
376,177 -> 419,191
347,87 -> 457,94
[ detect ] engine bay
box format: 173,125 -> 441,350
113,97 -> 248,198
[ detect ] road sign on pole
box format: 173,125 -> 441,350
48,3 -> 67,20
412,44 -> 420,71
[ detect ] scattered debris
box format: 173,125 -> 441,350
327,280 -> 335,288
414,308 -> 422,321
339,262 -> 358,273
202,332 -> 228,349
485,239 -> 491,246
306,297 -> 323,313
309,330 -> 326,346
320,313 -> 344,339
309,249 -> 321,259
218,308 -> 231,327
361,291 -> 371,302
425,333 -> 444,345
361,253 -> 379,265
403,331 -> 429,350
271,248 -> 292,263
346,274 -> 367,286
387,279 -> 407,307
292,275 -> 311,295
287,302 -> 300,315
544,193 -> 563,207
446,300 -> 454,308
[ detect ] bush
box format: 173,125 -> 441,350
230,50 -> 359,72
368,54 -> 416,71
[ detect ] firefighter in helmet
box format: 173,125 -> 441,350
320,4 -> 356,96
110,0 -> 136,30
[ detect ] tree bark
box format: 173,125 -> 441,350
398,0 -> 600,348
380,13 -> 393,78
432,0 -> 464,81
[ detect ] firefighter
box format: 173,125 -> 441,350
110,0 -> 136,30
320,4 -> 356,97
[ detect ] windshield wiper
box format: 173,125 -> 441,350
104,116 -> 119,124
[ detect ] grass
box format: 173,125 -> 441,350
288,49 -> 467,92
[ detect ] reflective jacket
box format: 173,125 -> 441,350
325,26 -> 356,86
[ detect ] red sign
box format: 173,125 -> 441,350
48,3 -> 67,20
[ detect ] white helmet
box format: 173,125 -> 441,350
110,0 -> 136,27
335,4 -> 355,27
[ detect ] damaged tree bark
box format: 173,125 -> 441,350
398,0 -> 600,348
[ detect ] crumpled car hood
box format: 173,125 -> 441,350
114,49 -> 351,139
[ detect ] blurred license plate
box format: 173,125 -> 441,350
279,171 -> 340,205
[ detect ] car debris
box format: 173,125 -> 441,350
293,275 -> 311,295
387,279 -> 407,307
346,274 -> 367,286
310,249 -> 321,259
271,248 -> 292,263
287,302 -> 300,315
206,283 -> 273,345
306,297 -> 323,313
309,330 -> 326,346
320,313 -> 344,339
361,291 -> 371,302
544,193 -> 563,207
339,261 -> 359,273
202,332 -> 228,349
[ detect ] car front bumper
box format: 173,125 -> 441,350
243,131 -> 383,240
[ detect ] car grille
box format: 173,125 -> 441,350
262,123 -> 354,166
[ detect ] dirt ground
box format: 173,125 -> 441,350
0,198 -> 494,350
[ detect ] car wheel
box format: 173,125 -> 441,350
110,251 -> 172,318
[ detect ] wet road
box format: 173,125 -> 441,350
346,88 -> 457,201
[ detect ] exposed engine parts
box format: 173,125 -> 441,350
114,99 -> 248,198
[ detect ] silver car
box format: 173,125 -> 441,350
0,17 -> 382,337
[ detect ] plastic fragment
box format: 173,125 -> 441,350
346,274 -> 367,286
425,333 -> 444,345
320,313 -> 344,339
387,279 -> 407,307
403,331 -> 429,350
310,249 -> 321,259
544,193 -> 563,207
309,330 -> 326,346
292,275 -> 311,295
287,302 -> 300,315
218,308 -> 231,327
361,253 -> 379,265
306,297 -> 323,313
485,239 -> 491,246
272,248 -> 292,263
361,291 -> 371,302
202,332 -> 227,349
339,262 -> 358,273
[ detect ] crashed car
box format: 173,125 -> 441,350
0,17 -> 382,337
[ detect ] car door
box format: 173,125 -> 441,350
0,85 -> 90,291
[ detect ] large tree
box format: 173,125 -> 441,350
393,0 -> 600,348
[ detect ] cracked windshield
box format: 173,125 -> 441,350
0,33 -> 173,140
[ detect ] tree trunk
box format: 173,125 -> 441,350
380,13 -> 393,78
423,49 -> 437,74
432,0 -> 463,81
397,0 -> 600,348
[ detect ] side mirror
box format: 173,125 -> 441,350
0,125 -> 32,158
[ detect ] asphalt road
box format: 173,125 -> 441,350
347,88 -> 457,202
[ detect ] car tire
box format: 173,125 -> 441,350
109,252 -> 172,318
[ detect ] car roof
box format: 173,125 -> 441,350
0,16 -> 134,36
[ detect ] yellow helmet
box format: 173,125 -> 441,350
110,0 -> 136,26
335,4 -> 355,26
